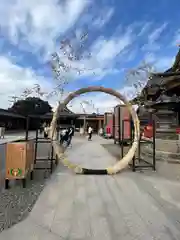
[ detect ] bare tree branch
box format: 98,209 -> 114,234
19,31 -> 92,108
21,88 -> 33,99
19,84 -> 47,100
50,31 -> 92,104
125,61 -> 155,106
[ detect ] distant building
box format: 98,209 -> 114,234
0,106 -> 104,132
132,48 -> 180,138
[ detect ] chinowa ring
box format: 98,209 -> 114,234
49,86 -> 140,175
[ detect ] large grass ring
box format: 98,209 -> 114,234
50,86 -> 140,175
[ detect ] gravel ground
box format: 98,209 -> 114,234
0,180 -> 45,232
0,133 -> 88,232
0,140 -> 54,233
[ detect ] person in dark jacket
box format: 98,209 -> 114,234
60,128 -> 68,145
67,126 -> 74,146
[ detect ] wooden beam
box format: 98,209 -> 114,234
153,71 -> 180,77
165,80 -> 180,90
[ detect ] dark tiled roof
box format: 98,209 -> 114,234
77,113 -> 104,118
0,106 -> 74,119
132,49 -> 180,103
62,106 -> 74,114
152,49 -> 180,77
43,112 -> 78,118
149,49 -> 180,82
0,108 -> 25,118
0,107 -> 103,120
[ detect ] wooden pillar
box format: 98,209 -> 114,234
178,111 -> 180,125
98,119 -> 102,130
83,116 -> 86,134
98,120 -> 100,130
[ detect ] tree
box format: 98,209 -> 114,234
20,84 -> 47,99
9,97 -> 52,116
79,101 -> 90,133
125,61 -> 155,106
18,32 -> 93,113
50,32 -> 91,101
49,32 -> 93,136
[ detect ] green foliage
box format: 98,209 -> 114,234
9,97 -> 52,116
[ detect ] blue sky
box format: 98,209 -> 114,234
0,0 -> 179,113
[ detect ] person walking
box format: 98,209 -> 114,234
60,128 -> 68,145
67,126 -> 74,146
0,122 -> 5,139
88,126 -> 93,141
44,124 -> 49,138
39,122 -> 44,134
99,127 -> 103,136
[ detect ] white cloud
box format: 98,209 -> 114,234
144,52 -> 175,71
0,0 -> 137,112
120,86 -> 137,100
0,55 -> 54,108
67,84 -> 140,114
155,56 -> 175,70
93,7 -> 114,29
144,52 -> 156,64
68,92 -> 120,114
94,33 -> 132,64
0,0 -> 136,87
0,54 -> 128,113
142,43 -> 160,52
142,23 -> 168,52
148,23 -> 167,43
51,28 -> 134,82
2,1 -> 177,114
0,0 -> 90,54
0,0 -> 135,81
138,22 -> 152,37
172,29 -> 180,46
85,31 -> 133,79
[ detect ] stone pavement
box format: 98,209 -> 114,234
1,135 -> 180,239
0,130 -> 35,144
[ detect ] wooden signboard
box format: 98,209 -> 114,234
114,105 -> 131,143
114,106 -> 120,141
104,112 -> 113,137
120,106 -> 131,141
5,140 -> 34,180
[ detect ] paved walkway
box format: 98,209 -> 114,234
0,131 -> 35,144
1,136 -> 180,239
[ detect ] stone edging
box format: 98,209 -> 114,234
141,145 -> 180,164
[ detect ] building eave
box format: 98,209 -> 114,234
0,109 -> 25,118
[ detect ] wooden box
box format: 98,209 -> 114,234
5,140 -> 35,180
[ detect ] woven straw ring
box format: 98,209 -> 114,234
50,86 -> 140,175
